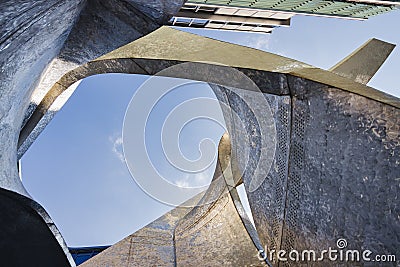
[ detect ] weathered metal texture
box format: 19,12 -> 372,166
13,26 -> 400,266
208,84 -> 290,266
80,205 -> 192,266
175,190 -> 263,266
1,18 -> 399,266
278,76 -> 400,266
174,134 -> 264,266
81,134 -> 266,266
0,1 -> 85,264
18,0 -> 185,158
19,27 -> 400,160
0,3 -> 183,265
0,1 -> 185,198
329,38 -> 396,84
234,93 -> 292,265
0,0 -> 84,197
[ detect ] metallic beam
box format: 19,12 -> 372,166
18,27 -> 400,158
329,38 -> 396,84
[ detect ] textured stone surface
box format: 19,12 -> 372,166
18,0 -> 184,157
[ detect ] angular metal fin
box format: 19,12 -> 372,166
329,38 -> 395,84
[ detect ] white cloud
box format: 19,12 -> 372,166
109,135 -> 125,163
175,179 -> 190,188
194,172 -> 209,184
242,34 -> 270,51
174,171 -> 212,188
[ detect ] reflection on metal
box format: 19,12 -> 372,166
329,38 -> 396,84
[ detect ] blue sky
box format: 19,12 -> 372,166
21,10 -> 400,247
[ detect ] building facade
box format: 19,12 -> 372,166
169,0 -> 399,33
